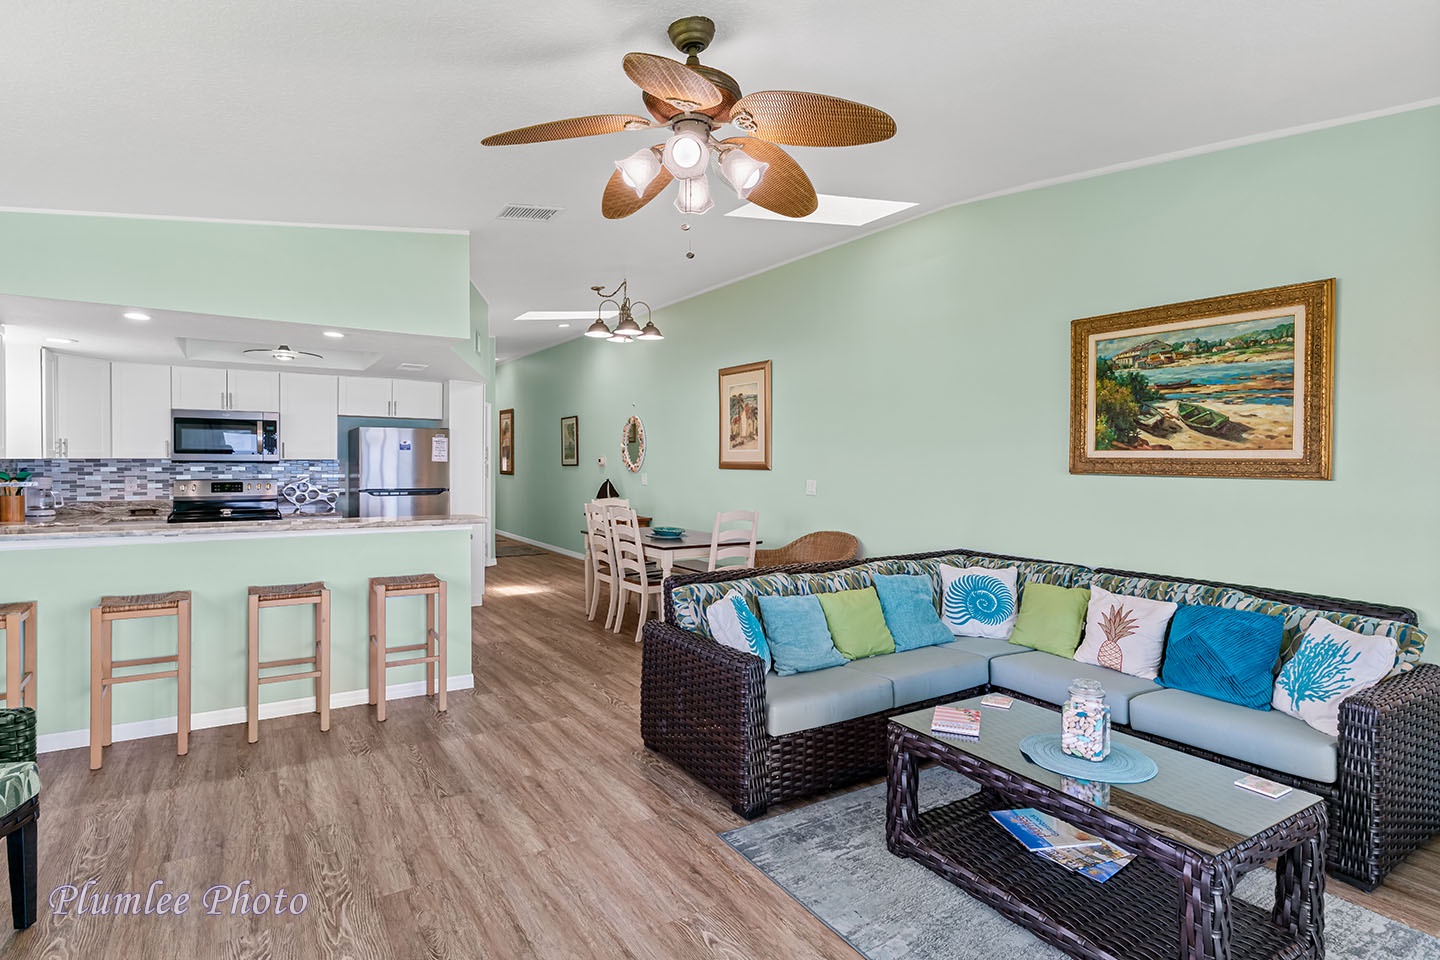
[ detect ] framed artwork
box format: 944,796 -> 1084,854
498,408 -> 515,475
1070,279 -> 1334,479
718,360 -> 772,470
560,415 -> 579,466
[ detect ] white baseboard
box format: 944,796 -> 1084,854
36,675 -> 476,755
495,529 -> 583,560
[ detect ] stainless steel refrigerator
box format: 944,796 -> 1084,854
346,427 -> 451,518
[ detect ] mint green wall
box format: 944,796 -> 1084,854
497,106 -> 1440,645
0,211 -> 471,338
4,527 -> 472,738
454,283 -> 496,401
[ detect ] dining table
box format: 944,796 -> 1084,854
581,522 -> 763,611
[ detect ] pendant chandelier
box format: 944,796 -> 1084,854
585,279 -> 663,343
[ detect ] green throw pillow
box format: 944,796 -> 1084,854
1008,583 -> 1090,657
817,587 -> 896,660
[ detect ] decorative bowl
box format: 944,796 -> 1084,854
649,526 -> 685,539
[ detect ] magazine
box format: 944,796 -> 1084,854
989,809 -> 1103,851
1034,842 -> 1135,883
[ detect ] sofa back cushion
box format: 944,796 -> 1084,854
1157,605 -> 1285,710
757,595 -> 847,676
872,574 -> 954,651
816,588 -> 896,660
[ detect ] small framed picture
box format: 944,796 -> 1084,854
718,360 -> 771,470
498,408 -> 515,475
560,415 -> 579,466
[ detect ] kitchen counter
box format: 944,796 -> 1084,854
0,500 -> 484,546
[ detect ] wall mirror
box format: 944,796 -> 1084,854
621,415 -> 645,473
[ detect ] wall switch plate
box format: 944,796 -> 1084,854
641,473 -> 648,486
805,479 -> 817,496
597,456 -> 606,468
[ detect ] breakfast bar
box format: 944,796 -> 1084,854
0,510 -> 480,752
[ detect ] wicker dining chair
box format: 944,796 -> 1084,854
753,531 -> 859,567
0,707 -> 38,930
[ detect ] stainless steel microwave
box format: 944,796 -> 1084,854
170,409 -> 280,462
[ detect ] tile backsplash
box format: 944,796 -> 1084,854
0,459 -> 344,502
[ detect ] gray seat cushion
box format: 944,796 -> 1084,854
844,645 -> 989,707
989,651 -> 1162,724
765,668 -> 895,738
1128,688 -> 1338,783
943,637 -> 1034,663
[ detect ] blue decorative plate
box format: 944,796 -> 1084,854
649,526 -> 684,539
1018,734 -> 1158,784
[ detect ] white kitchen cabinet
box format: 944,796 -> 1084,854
47,352 -> 112,458
111,362 -> 172,458
391,379 -> 444,419
279,372 -> 339,460
170,367 -> 279,411
171,366 -> 228,410
337,377 -> 393,417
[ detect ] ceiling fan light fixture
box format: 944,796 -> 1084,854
661,120 -> 710,179
674,173 -> 714,215
719,148 -> 769,200
615,146 -> 662,198
584,317 -> 614,338
636,321 -> 664,341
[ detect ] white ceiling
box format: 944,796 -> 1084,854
1,2 -> 1437,362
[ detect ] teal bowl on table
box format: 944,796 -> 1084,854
649,526 -> 685,539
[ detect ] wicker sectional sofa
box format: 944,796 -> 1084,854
639,548 -> 1440,890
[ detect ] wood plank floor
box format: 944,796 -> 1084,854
6,541 -> 1437,957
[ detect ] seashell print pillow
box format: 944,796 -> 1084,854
937,565 -> 1019,640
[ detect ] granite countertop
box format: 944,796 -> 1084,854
0,500 -> 484,543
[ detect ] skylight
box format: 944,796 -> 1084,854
512,309 -> 618,323
725,194 -> 917,226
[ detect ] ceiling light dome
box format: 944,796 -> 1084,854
614,307 -> 644,338
584,318 -> 613,338
674,174 -> 714,215
636,321 -> 664,341
719,147 -> 768,200
615,146 -> 662,197
661,119 -> 711,179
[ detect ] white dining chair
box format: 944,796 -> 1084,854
607,505 -> 663,643
582,498 -> 629,618
707,509 -> 759,571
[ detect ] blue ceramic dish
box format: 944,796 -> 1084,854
649,526 -> 685,539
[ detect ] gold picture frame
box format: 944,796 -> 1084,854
1070,279 -> 1333,479
718,360 -> 772,470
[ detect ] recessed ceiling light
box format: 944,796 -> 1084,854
322,330 -> 345,339
122,310 -> 151,322
46,337 -> 78,344
558,323 -> 571,328
726,194 -> 917,226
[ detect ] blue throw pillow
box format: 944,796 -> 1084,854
1158,604 -> 1285,710
873,574 -> 953,652
758,594 -> 846,676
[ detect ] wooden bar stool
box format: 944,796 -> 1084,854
90,591 -> 191,770
368,574 -> 447,722
247,582 -> 331,743
0,602 -> 37,710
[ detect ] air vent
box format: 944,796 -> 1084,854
496,203 -> 563,222
396,362 -> 429,372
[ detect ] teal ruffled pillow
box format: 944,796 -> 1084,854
872,574 -> 952,652
758,594 -> 845,676
1158,604 -> 1284,710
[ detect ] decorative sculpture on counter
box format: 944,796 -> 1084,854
280,477 -> 339,515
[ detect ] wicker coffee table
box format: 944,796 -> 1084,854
886,697 -> 1325,960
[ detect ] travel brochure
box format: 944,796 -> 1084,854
980,694 -> 1013,709
1234,774 -> 1294,799
990,808 -> 1135,883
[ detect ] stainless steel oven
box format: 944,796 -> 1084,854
170,409 -> 280,462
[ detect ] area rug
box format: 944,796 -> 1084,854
721,769 -> 1440,960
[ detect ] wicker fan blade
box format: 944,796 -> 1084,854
721,137 -> 817,218
730,91 -> 896,147
642,92 -> 681,125
602,165 -> 675,219
623,53 -> 722,111
482,114 -> 652,147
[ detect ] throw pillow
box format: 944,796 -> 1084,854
1273,616 -> 1397,736
816,588 -> 897,660
1157,605 -> 1284,710
872,574 -> 953,652
757,594 -> 847,676
937,565 -> 1019,640
704,589 -> 771,672
1074,585 -> 1178,680
1007,584 -> 1090,657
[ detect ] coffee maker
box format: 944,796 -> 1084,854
23,477 -> 57,520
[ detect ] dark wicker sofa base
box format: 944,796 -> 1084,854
640,551 -> 1440,891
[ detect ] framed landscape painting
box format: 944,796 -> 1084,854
1070,279 -> 1333,479
498,408 -> 514,475
560,415 -> 579,466
718,360 -> 771,470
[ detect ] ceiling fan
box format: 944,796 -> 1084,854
242,344 -> 322,362
481,15 -> 896,220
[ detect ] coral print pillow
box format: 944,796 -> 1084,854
938,565 -> 1019,640
1273,617 -> 1396,736
1074,585 -> 1177,680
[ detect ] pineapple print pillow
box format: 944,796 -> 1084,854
1074,585 -> 1178,680
1273,617 -> 1396,736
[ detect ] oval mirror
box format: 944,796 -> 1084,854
621,415 -> 645,473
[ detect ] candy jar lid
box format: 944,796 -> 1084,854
1068,678 -> 1106,700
